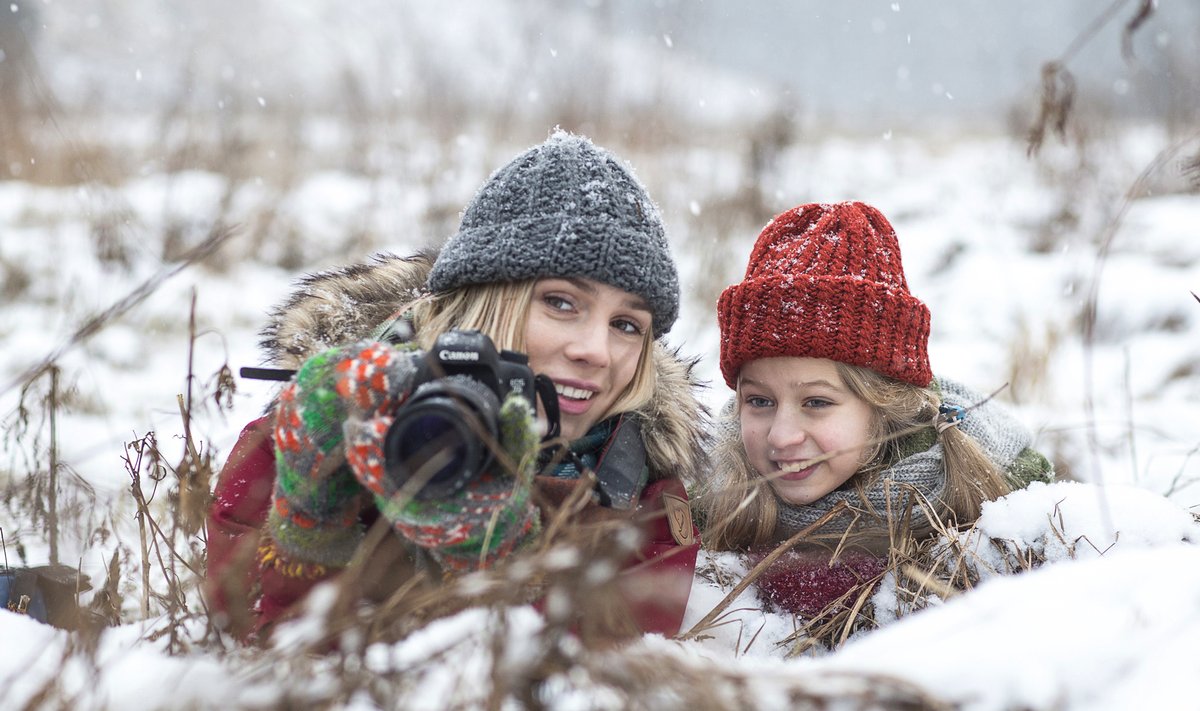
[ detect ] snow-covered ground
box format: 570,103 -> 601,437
3,122 -> 1198,711
4,482 -> 1200,709
3,1 -> 1200,708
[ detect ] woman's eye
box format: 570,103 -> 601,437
612,318 -> 644,336
804,398 -> 834,409
544,295 -> 574,312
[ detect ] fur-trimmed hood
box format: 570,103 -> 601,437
257,252 -> 710,484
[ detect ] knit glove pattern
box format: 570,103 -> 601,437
344,388 -> 541,574
267,341 -> 417,571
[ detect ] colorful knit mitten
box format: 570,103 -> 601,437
270,339 -> 542,574
267,341 -> 418,572
343,377 -> 541,573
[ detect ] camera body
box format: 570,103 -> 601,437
383,330 -> 537,500
414,329 -> 536,405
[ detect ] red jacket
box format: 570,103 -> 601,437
205,417 -> 700,642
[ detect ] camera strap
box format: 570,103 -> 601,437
533,374 -> 561,441
239,366 -> 297,381
240,315 -> 416,383
590,415 -> 648,511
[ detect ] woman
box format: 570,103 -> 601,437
205,131 -> 706,643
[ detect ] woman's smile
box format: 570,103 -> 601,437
523,277 -> 649,440
552,378 -> 600,416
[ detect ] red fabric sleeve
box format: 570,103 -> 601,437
207,420 -> 701,641
204,416 -> 334,641
532,476 -> 700,638
620,478 -> 700,636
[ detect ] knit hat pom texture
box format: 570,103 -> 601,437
718,201 -> 932,388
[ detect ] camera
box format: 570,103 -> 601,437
383,329 -> 543,500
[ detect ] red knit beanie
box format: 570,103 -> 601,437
717,201 -> 932,388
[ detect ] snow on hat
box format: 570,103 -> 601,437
717,201 -> 932,388
427,130 -> 680,337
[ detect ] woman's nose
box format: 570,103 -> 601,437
563,319 -> 611,367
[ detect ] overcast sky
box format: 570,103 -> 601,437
599,0 -> 1200,127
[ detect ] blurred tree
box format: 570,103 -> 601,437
0,1 -> 39,179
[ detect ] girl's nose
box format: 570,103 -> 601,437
766,413 -> 807,452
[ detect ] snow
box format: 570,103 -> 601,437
3,127 -> 1199,704
3,1 -> 1200,708
2,615 -> 248,709
815,544 -> 1200,710
965,481 -> 1200,565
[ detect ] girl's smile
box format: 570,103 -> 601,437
738,357 -> 876,505
775,461 -> 819,481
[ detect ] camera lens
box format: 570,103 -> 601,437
383,376 -> 499,500
392,411 -> 471,492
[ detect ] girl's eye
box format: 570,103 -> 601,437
612,317 -> 644,336
744,395 -> 774,409
804,398 -> 834,409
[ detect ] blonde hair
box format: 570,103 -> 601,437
404,279 -> 657,425
700,362 -> 1012,552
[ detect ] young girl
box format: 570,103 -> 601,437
700,201 -> 1053,623
205,131 -> 706,643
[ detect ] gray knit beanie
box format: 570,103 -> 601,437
427,130 -> 680,337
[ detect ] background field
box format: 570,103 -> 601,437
2,2 -> 1198,708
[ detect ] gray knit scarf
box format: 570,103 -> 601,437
719,377 -> 1032,538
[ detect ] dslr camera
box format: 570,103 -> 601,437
383,329 -> 551,500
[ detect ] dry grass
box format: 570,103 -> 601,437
1,4 -> 1197,707
687,487 -> 1108,660
3,335 -> 967,708
1025,0 -> 1157,158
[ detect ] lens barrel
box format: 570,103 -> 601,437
383,375 -> 500,500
